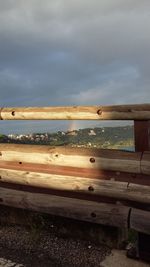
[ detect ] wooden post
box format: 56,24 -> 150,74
134,120 -> 150,261
134,121 -> 150,152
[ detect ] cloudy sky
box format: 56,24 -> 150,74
0,0 -> 150,133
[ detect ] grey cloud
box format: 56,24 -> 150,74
0,1 -> 150,133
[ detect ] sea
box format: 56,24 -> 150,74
122,146 -> 134,152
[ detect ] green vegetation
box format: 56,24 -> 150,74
0,126 -> 134,150
49,126 -> 134,149
0,134 -> 7,142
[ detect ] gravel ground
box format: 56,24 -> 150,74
0,258 -> 23,267
0,225 -> 111,267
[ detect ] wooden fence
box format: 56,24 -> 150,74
0,104 -> 150,234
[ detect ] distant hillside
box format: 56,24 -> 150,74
0,134 -> 8,143
58,126 -> 134,149
0,126 -> 134,149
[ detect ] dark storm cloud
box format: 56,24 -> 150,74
0,0 -> 150,133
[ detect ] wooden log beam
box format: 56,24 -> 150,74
0,144 -> 142,174
1,144 -> 150,175
0,187 -> 130,228
0,168 -> 150,204
141,152 -> 150,175
0,160 -> 150,186
0,181 -> 119,204
130,208 -> 150,235
1,104 -> 150,120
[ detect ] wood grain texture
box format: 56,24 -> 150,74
1,104 -> 150,120
0,168 -> 150,203
0,187 -> 130,227
130,208 -> 150,234
141,152 -> 150,175
0,181 -> 119,204
0,144 -> 141,174
0,143 -> 139,156
1,160 -> 150,185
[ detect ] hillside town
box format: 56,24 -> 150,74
0,126 -> 134,149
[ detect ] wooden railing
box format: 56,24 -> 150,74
0,104 -> 150,234
0,104 -> 150,120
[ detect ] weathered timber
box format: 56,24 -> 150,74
0,143 -> 139,157
134,121 -> 150,152
1,104 -> 150,120
0,181 -> 119,205
0,160 -> 132,180
141,152 -> 150,175
130,208 -> 150,234
0,168 -> 150,204
0,144 -> 141,174
0,187 -> 130,227
0,160 -> 150,186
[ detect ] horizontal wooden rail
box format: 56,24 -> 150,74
0,144 -> 149,175
1,186 -> 150,234
0,168 -> 150,204
0,187 -> 130,228
141,152 -> 150,175
1,104 -> 150,120
130,209 -> 150,234
0,144 -> 150,207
